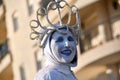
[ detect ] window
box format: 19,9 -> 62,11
36,59 -> 41,70
35,50 -> 42,71
28,5 -> 33,15
20,66 -> 26,80
0,41 -> 9,61
112,20 -> 120,39
12,12 -> 19,32
0,0 -> 3,5
118,64 -> 120,79
27,0 -> 34,15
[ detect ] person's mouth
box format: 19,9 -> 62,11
61,50 -> 72,56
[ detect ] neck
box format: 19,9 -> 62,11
46,60 -> 71,70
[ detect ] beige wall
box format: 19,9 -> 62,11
3,0 -> 40,80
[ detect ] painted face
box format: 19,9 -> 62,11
50,30 -> 77,64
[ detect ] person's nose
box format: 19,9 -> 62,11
65,41 -> 70,48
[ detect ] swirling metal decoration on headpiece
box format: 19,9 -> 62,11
30,0 -> 81,48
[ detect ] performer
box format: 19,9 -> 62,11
30,0 -> 81,80
34,25 -> 78,80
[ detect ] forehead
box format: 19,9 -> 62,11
52,30 -> 73,38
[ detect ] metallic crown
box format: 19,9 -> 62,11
30,0 -> 81,47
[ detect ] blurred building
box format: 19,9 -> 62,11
72,0 -> 120,80
0,0 -> 120,80
0,0 -> 41,80
0,0 -> 13,80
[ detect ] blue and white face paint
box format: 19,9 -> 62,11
50,30 -> 77,64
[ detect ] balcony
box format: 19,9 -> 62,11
80,16 -> 120,54
0,1 -> 4,20
73,13 -> 120,80
0,41 -> 9,61
0,41 -> 12,75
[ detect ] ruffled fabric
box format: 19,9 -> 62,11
34,63 -> 77,80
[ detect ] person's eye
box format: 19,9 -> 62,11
68,36 -> 74,41
56,36 -> 63,42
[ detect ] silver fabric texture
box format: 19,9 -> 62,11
34,63 -> 77,80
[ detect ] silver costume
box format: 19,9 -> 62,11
30,0 -> 81,80
34,26 -> 78,80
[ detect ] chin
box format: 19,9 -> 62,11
62,59 -> 72,63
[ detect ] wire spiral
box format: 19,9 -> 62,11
30,0 -> 81,47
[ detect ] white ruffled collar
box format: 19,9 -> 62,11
46,61 -> 73,75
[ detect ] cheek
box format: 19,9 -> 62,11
52,43 -> 61,53
70,42 -> 76,48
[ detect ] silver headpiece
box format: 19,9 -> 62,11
30,0 -> 81,48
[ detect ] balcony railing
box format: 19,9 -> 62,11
80,16 -> 120,53
0,41 -> 9,61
